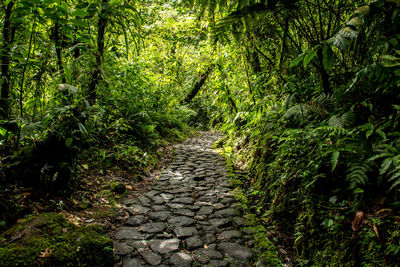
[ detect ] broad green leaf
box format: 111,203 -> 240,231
322,46 -> 334,71
71,9 -> 88,17
65,138 -> 73,147
289,53 -> 305,68
303,50 -> 318,67
70,19 -> 88,28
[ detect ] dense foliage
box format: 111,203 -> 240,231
1,0 -> 399,265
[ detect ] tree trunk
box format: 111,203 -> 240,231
88,0 -> 108,105
54,21 -> 66,84
182,65 -> 214,104
0,2 -> 15,119
317,48 -> 331,95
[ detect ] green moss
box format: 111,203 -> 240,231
244,225 -> 283,266
0,213 -> 113,267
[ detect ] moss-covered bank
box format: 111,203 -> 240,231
0,213 -> 113,266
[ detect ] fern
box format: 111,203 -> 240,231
328,111 -> 355,128
346,161 -> 375,190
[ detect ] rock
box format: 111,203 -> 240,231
209,218 -> 231,228
114,242 -> 133,256
123,257 -> 143,267
151,196 -> 165,205
205,233 -> 216,244
168,216 -> 195,226
152,205 -> 168,211
213,208 -> 239,218
115,227 -> 144,240
218,230 -> 242,240
145,190 -> 159,198
139,222 -> 166,233
218,243 -> 252,260
171,197 -> 194,204
139,250 -> 162,266
209,260 -> 228,267
172,209 -> 195,217
125,215 -> 146,226
148,211 -> 171,221
126,240 -> 148,249
193,248 -> 223,261
169,252 -> 192,267
197,206 -> 214,215
167,203 -> 186,209
232,217 -> 246,226
160,193 -> 174,200
174,226 -> 198,237
126,204 -> 151,215
185,236 -> 203,250
213,203 -> 226,210
149,238 -> 180,254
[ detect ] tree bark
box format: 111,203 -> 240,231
317,48 -> 331,95
88,0 -> 108,105
54,21 -> 66,84
0,2 -> 15,119
182,65 -> 214,104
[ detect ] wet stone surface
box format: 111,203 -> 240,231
114,132 -> 252,266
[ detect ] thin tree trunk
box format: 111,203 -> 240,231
317,48 -> 331,94
88,0 -> 108,104
182,65 -> 214,104
54,21 -> 66,84
0,1 -> 15,119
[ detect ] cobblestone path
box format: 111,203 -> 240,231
113,132 -> 252,266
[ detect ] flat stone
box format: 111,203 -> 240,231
126,204 -> 151,215
185,236 -> 203,250
167,203 -> 186,209
149,238 -> 180,254
221,197 -> 235,204
209,260 -> 228,266
169,252 -> 192,267
213,203 -> 226,210
205,233 -> 216,244
218,243 -> 252,260
148,211 -> 171,221
174,226 -> 198,237
218,230 -> 242,240
160,193 -> 174,200
125,215 -> 146,226
113,242 -> 133,256
197,206 -> 214,215
145,190 -> 159,198
209,218 -> 231,228
151,196 -> 165,205
123,258 -> 143,267
173,209 -> 195,217
126,240 -> 148,249
139,222 -> 166,233
152,205 -> 168,211
115,227 -> 144,240
232,217 -> 246,226
193,248 -> 223,260
138,196 -> 153,206
172,197 -> 194,204
139,250 -> 161,266
214,208 -> 239,217
168,216 -> 195,226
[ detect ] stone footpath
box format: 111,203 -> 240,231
113,132 -> 252,267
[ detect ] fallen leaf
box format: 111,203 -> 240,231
373,223 -> 380,239
351,211 -> 364,232
81,164 -> 89,170
39,248 -> 53,258
125,185 -> 133,190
